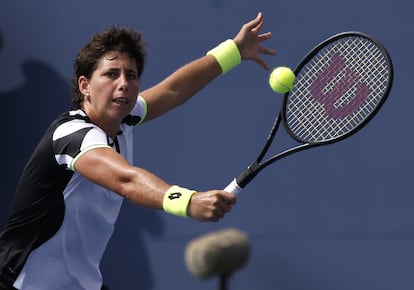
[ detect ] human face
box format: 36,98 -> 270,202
80,51 -> 139,131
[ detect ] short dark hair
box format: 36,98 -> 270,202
71,26 -> 147,108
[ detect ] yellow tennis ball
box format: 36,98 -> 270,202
269,66 -> 296,94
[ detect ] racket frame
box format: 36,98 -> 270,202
226,31 -> 394,193
282,31 -> 394,145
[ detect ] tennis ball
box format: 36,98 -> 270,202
269,66 -> 296,94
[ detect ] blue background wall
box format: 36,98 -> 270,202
1,1 -> 412,289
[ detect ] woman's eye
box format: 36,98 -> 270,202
104,72 -> 116,78
128,73 -> 138,80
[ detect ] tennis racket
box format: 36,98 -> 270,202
224,31 -> 393,194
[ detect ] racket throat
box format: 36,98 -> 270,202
235,162 -> 261,188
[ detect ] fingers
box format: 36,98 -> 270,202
244,12 -> 263,32
254,45 -> 277,71
208,191 -> 235,221
210,193 -> 234,221
255,57 -> 271,71
188,190 -> 236,222
258,31 -> 273,42
234,12 -> 276,71
250,13 -> 264,34
258,44 -> 277,56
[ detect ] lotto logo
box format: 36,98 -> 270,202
168,192 -> 182,200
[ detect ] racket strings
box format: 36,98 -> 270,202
285,35 -> 391,143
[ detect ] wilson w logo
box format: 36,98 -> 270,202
310,52 -> 371,119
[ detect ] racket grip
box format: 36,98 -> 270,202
224,178 -> 242,195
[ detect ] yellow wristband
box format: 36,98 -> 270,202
207,39 -> 241,74
163,185 -> 196,217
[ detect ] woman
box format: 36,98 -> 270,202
0,12 -> 276,290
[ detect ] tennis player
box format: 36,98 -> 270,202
0,12 -> 275,290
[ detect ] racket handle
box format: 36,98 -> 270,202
224,178 -> 242,195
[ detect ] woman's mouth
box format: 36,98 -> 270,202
113,97 -> 129,104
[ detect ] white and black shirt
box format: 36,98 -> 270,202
0,97 -> 147,290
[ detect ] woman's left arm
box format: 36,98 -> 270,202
140,12 -> 276,122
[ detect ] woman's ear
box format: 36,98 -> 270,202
78,76 -> 90,96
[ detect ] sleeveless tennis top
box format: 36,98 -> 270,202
0,97 -> 147,290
